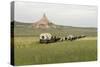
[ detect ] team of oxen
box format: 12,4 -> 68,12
39,33 -> 86,44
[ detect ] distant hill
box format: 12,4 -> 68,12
11,21 -> 97,37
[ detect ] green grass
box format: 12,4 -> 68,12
13,22 -> 97,37
13,37 -> 97,66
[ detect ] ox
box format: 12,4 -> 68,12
65,35 -> 77,41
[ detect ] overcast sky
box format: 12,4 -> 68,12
14,1 -> 98,27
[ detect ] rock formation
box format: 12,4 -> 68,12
33,13 -> 50,28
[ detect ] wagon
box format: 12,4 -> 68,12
39,33 -> 60,43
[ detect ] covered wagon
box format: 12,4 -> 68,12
39,33 -> 60,43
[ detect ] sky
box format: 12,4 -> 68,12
14,1 -> 98,27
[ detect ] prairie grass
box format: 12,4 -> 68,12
13,37 -> 97,66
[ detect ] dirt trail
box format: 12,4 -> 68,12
77,37 -> 97,41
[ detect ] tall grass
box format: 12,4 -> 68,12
14,37 -> 97,66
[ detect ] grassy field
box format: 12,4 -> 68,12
11,22 -> 97,66
13,36 -> 97,66
12,22 -> 97,37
